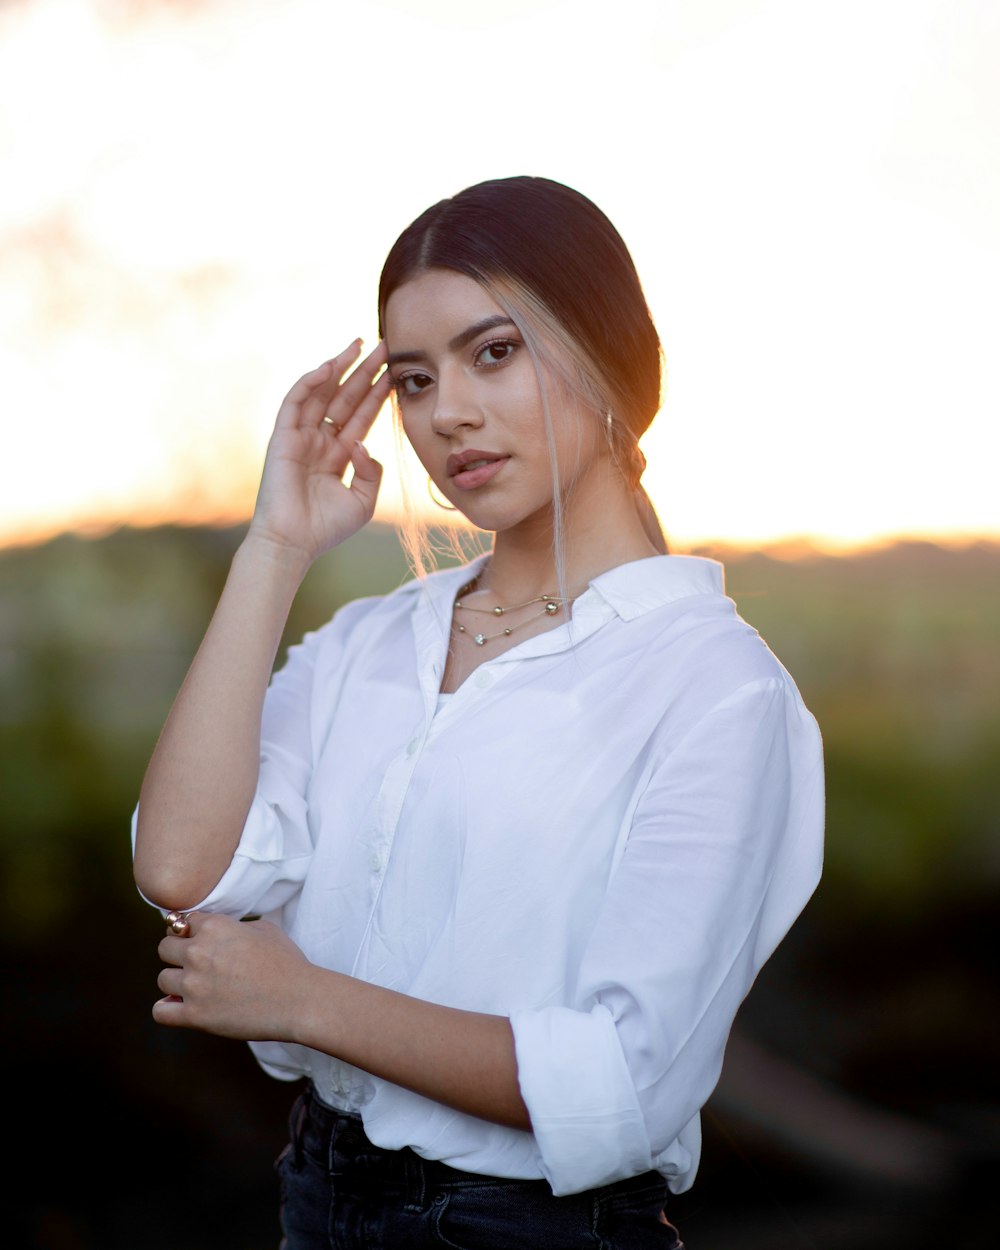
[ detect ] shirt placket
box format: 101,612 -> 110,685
349,594 -> 451,977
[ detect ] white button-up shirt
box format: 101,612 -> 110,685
134,553 -> 824,1196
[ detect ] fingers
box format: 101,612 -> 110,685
152,994 -> 186,1027
325,373 -> 392,462
303,344 -> 391,488
274,339 -> 365,431
277,340 -> 390,437
347,440 -> 383,516
153,911 -> 207,1026
316,340 -> 391,440
157,966 -> 182,997
154,937 -> 188,1024
158,908 -> 198,965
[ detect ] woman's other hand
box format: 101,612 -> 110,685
152,911 -> 531,1129
154,912 -> 313,1041
248,340 -> 392,565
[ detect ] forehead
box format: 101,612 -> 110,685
382,269 -> 504,343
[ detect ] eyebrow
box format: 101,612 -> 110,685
387,315 -> 517,367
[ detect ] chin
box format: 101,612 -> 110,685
461,501 -> 556,538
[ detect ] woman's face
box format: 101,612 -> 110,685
382,268 -> 609,537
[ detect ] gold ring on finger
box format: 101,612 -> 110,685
166,910 -> 191,938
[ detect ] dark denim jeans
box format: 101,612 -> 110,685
275,1084 -> 685,1249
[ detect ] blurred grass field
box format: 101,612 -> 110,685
1,524 -> 997,1248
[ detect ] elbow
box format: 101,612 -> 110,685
133,859 -> 209,914
132,830 -> 222,913
132,804 -> 234,912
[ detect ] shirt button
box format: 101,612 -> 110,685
369,851 -> 383,873
473,670 -> 492,689
406,737 -> 420,756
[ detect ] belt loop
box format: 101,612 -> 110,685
403,1148 -> 428,1213
288,1082 -> 311,1170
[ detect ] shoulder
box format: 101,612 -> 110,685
591,554 -> 811,718
592,554 -> 773,667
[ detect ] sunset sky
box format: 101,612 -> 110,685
1,0 -> 997,551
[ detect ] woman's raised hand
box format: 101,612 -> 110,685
247,340 -> 393,564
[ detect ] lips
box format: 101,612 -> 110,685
446,449 -> 510,491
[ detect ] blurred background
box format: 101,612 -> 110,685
1,1 -> 997,1247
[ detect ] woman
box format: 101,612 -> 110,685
133,176 -> 824,1248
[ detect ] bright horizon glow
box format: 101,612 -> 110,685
1,0 -> 998,554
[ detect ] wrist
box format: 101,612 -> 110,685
290,965 -> 351,1052
237,530 -> 315,582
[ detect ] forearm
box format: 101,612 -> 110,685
134,536 -> 310,910
295,967 -> 531,1131
135,345 -> 388,910
155,915 -> 530,1129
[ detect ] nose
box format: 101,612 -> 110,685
430,367 -> 485,438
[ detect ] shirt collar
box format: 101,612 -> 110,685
410,554 -> 492,656
585,554 -> 724,620
411,554 -> 491,613
412,553 -> 723,625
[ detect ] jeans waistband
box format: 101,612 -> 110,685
295,1082 -> 667,1199
281,1084 -> 683,1248
296,1083 -> 556,1196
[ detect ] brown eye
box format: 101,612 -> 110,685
397,372 -> 433,395
475,339 -> 518,367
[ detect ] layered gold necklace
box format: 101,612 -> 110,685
453,578 -> 575,647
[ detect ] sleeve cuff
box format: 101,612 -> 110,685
510,1003 -> 652,1196
130,797 -> 311,919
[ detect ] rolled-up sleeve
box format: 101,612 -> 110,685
510,676 -> 824,1195
131,626 -> 327,919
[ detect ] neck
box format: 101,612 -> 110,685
481,476 -> 662,602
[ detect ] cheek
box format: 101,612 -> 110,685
396,401 -> 419,444
550,405 -> 603,471
493,372 -> 549,449
510,359 -> 548,411
399,408 -> 435,471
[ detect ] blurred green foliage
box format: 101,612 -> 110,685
714,541 -> 1000,918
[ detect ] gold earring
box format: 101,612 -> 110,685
603,410 -> 615,447
427,475 -> 457,511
